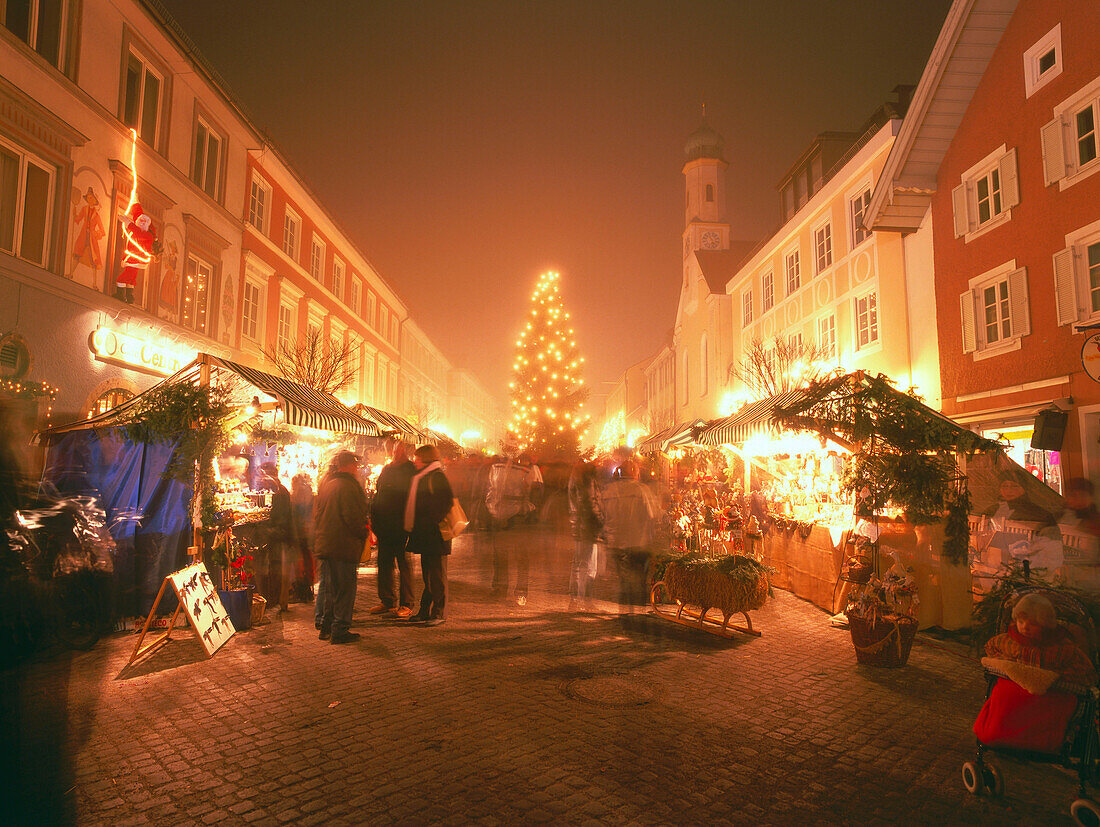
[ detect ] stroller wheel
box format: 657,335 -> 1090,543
1071,798 -> 1100,827
984,764 -> 1005,797
962,761 -> 986,795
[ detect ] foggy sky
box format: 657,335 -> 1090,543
158,0 -> 950,415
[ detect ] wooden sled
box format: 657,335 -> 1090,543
649,580 -> 762,638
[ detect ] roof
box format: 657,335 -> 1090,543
684,118 -> 725,163
695,389 -> 811,447
865,0 -> 1019,233
696,241 -> 757,294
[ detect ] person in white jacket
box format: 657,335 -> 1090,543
601,460 -> 659,611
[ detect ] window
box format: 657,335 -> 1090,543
122,49 -> 163,147
951,147 -> 1019,239
0,138 -> 54,267
855,291 -> 879,350
681,350 -> 689,405
762,271 -> 774,312
367,292 -> 377,329
181,255 -> 212,335
1053,223 -> 1100,325
283,209 -> 300,260
705,184 -> 714,203
277,303 -> 294,352
960,264 -> 1030,353
850,189 -> 871,247
1024,25 -> 1062,98
309,236 -> 325,280
247,174 -> 270,233
699,335 -> 708,397
818,315 -> 836,360
4,0 -> 71,71
814,222 -> 832,274
1042,79 -> 1100,189
191,116 -> 222,200
242,280 -> 261,341
784,249 -> 800,295
350,278 -> 361,314
88,387 -> 134,419
742,290 -> 753,327
332,258 -> 345,301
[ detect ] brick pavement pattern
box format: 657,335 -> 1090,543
3,528 -> 1088,825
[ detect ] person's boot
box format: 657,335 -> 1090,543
124,287 -> 135,304
113,286 -> 126,301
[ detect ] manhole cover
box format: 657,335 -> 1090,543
563,675 -> 659,708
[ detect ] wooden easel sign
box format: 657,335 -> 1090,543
127,562 -> 235,665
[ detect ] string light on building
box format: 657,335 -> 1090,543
506,271 -> 589,456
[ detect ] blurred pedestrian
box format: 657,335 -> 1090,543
602,459 -> 659,612
405,444 -> 454,626
567,460 -> 603,610
290,473 -> 315,603
369,440 -> 416,618
487,450 -> 537,605
258,462 -> 294,612
313,451 -> 369,644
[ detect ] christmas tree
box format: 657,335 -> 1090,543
507,271 -> 589,457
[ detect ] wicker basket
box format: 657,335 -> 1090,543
250,594 -> 267,626
847,613 -> 918,667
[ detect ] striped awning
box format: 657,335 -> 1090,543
425,428 -> 461,449
637,423 -> 677,453
352,404 -> 427,443
207,356 -> 381,436
663,418 -> 709,450
696,389 -> 809,447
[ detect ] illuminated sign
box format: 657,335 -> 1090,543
90,327 -> 190,376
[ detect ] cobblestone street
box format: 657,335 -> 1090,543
4,529 -> 1084,825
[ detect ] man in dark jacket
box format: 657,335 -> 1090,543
313,451 -> 369,644
369,440 -> 416,618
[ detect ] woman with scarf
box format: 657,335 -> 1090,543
404,444 -> 454,626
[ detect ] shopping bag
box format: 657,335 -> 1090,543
440,498 -> 469,541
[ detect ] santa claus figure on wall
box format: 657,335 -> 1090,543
116,203 -> 159,304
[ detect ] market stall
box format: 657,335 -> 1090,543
35,353 -> 384,620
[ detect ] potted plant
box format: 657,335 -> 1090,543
210,530 -> 257,631
845,555 -> 920,667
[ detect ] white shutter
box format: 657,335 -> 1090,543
1053,247 -> 1079,326
1041,117 -> 1066,186
960,291 -> 978,353
951,183 -> 969,238
998,148 -> 1019,209
1008,268 -> 1031,338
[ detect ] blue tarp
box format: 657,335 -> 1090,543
42,430 -> 192,616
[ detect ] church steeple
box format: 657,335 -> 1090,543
682,111 -> 730,258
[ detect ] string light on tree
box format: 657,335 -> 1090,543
506,271 -> 589,456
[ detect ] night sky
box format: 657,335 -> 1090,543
159,0 -> 951,414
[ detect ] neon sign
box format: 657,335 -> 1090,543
90,327 -> 189,376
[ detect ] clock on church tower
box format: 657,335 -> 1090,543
701,230 -> 720,249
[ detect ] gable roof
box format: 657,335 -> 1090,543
696,241 -> 757,294
864,0 -> 1019,233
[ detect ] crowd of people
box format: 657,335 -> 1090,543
247,440 -> 672,644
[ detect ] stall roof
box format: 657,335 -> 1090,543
36,354 -> 382,441
425,428 -> 461,450
207,356 -> 381,436
352,404 -> 427,443
637,423 -> 677,453
696,389 -> 811,447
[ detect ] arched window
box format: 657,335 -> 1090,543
705,184 -> 714,203
681,350 -> 689,406
88,387 -> 134,419
699,335 -> 708,396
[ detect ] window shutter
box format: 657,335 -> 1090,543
1053,247 -> 1079,326
1008,268 -> 1031,338
951,183 -> 969,238
1041,117 -> 1066,186
998,148 -> 1019,209
960,291 -> 978,353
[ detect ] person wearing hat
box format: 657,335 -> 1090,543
258,462 -> 294,612
313,450 -> 370,643
368,440 -> 417,618
116,202 -> 159,304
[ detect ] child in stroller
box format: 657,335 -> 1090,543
964,589 -> 1100,824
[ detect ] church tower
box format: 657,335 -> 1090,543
682,116 -> 730,262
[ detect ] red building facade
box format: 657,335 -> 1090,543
932,0 -> 1100,490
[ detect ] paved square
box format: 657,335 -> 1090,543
4,530 -> 1084,825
